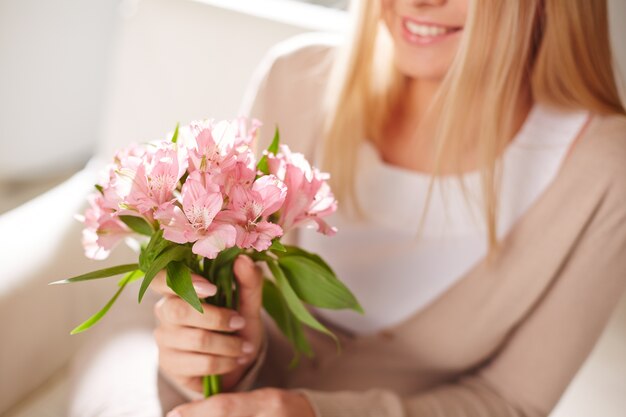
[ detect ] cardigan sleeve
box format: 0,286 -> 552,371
294,146 -> 626,417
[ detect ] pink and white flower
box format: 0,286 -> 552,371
119,147 -> 186,215
79,117 -> 336,260
268,145 -> 337,236
156,171 -> 236,259
221,175 -> 287,251
79,194 -> 133,260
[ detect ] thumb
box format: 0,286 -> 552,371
233,254 -> 263,320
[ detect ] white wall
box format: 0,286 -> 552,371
0,0 -> 119,180
97,0 -> 337,157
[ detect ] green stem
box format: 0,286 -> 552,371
203,375 -> 211,398
201,255 -> 228,398
210,374 -> 222,396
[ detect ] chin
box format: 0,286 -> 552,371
392,55 -> 449,82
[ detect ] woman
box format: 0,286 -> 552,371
153,0 -> 626,416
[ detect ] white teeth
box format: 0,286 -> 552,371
404,21 -> 449,37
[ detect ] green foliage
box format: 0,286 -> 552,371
171,122 -> 180,143
262,278 -> 313,367
269,239 -> 286,252
50,264 -> 139,285
139,230 -> 172,272
167,261 -> 203,313
138,245 -> 189,303
119,215 -> 154,236
256,126 -> 280,175
70,269 -> 138,334
118,269 -> 144,286
278,256 -> 363,313
267,259 -> 338,348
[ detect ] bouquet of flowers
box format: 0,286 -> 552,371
51,118 -> 363,397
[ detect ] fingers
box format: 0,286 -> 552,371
167,389 -> 302,417
168,391 -> 257,417
232,255 -> 265,361
151,270 -> 218,298
159,347 -> 242,378
154,325 -> 254,358
233,255 -> 263,320
154,296 -> 246,332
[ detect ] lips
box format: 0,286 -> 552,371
400,17 -> 462,45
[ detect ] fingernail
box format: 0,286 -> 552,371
192,280 -> 216,297
229,315 -> 246,330
166,410 -> 181,417
239,255 -> 254,267
237,356 -> 248,365
242,341 -> 254,354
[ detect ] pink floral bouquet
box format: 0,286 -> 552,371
51,118 -> 363,397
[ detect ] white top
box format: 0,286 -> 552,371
299,103 -> 589,336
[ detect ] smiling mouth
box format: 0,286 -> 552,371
401,18 -> 462,42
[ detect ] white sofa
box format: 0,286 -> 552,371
1,0 -> 624,415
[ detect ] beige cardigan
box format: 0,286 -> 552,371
179,33 -> 626,417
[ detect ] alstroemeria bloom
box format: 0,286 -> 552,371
268,145 -> 338,236
186,118 -> 259,175
220,175 -> 287,251
214,150 -> 257,195
120,147 -> 186,215
79,194 -> 132,260
156,171 -> 236,258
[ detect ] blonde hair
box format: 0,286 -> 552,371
321,0 -> 625,257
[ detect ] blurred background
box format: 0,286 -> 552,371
0,0 -> 624,416
0,0 -> 349,213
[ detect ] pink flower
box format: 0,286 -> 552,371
268,145 -> 337,236
155,171 -> 236,259
221,175 -> 287,251
185,119 -> 260,175
213,150 -> 257,195
79,194 -> 132,260
121,147 -> 186,215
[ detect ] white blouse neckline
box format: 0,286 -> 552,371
359,102 -> 589,183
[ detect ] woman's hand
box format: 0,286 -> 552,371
152,255 -> 265,393
166,388 -> 316,417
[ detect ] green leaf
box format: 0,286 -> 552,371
269,239 -> 286,253
119,215 -> 154,236
171,122 -> 180,143
278,245 -> 333,274
94,184 -> 104,195
256,126 -> 280,175
278,256 -> 364,314
268,126 -> 280,154
50,264 -> 139,285
138,245 -> 189,303
118,269 -> 144,286
262,278 -> 312,366
208,247 -> 242,280
139,229 -> 171,272
70,271 -> 134,334
267,259 -> 338,348
167,261 -> 203,313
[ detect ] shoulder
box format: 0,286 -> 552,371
240,31 -> 343,110
240,32 -> 345,155
261,31 -> 343,77
576,113 -> 626,186
567,113 -> 626,211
